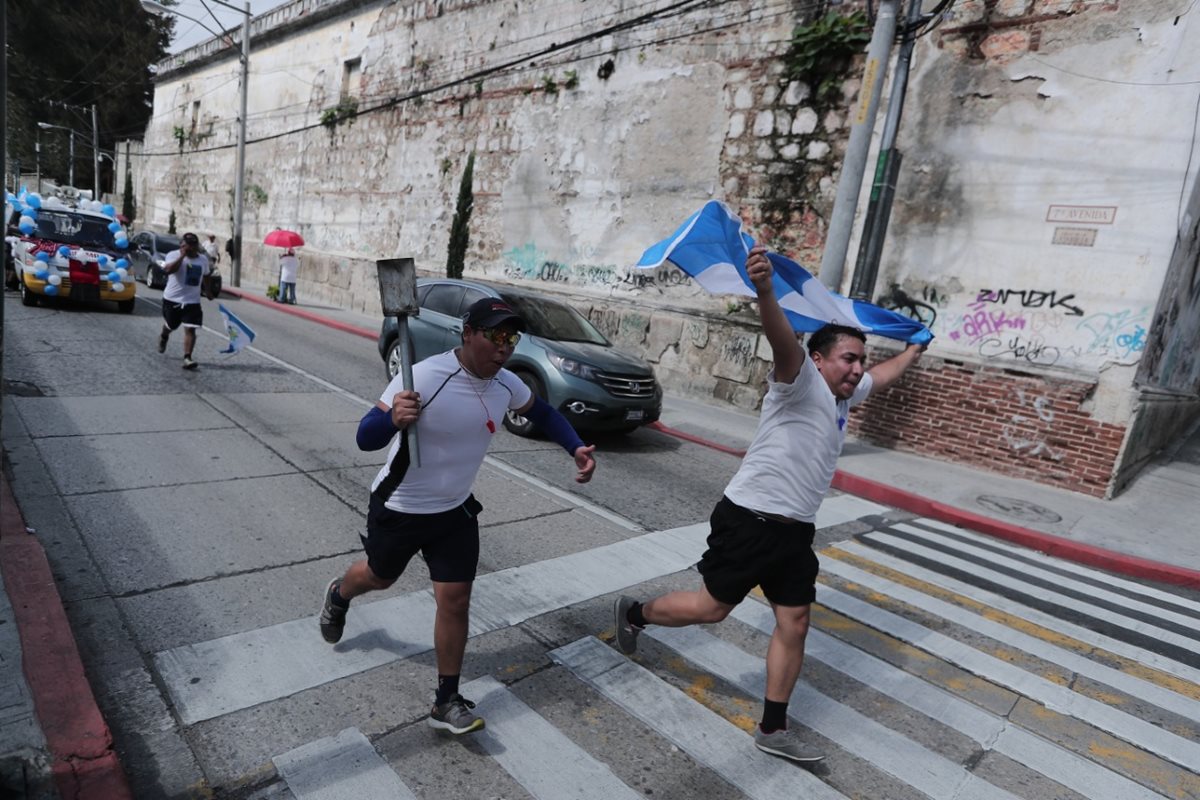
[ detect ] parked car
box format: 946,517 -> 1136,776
378,278 -> 662,435
6,204 -> 136,313
128,230 -> 179,289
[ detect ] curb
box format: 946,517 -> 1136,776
219,286 -> 377,341
0,474 -> 133,800
649,422 -> 1200,590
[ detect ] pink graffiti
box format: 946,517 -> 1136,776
948,306 -> 1027,343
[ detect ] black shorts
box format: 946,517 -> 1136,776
162,299 -> 203,330
362,494 -> 482,583
698,496 -> 819,607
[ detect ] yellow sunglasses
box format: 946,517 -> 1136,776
477,328 -> 521,347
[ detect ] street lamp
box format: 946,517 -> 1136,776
37,122 -> 75,189
141,0 -> 250,288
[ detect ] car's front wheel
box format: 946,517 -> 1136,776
503,372 -> 545,437
19,276 -> 38,307
384,336 -> 416,381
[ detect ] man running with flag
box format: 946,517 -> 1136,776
614,240 -> 927,764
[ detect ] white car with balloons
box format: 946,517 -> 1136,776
5,190 -> 136,313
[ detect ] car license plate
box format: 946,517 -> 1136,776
624,409 -> 644,422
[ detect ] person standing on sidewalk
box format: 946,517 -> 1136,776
157,231 -> 212,370
614,244 -> 925,764
319,297 -> 597,735
277,248 -> 299,304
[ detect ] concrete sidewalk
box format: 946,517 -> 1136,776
223,281 -> 1200,588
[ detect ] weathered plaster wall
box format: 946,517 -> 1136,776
879,5 -> 1198,423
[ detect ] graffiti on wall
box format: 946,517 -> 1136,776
501,241 -> 692,293
1001,389 -> 1063,461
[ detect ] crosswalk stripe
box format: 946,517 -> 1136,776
814,577 -> 1200,772
464,676 -> 644,800
913,518 -> 1200,616
155,523 -> 708,724
890,523 -> 1200,639
839,536 -> 1200,690
728,600 -> 1172,800
646,625 -> 1023,800
272,727 -> 418,799
551,636 -> 849,800
154,494 -> 881,725
824,548 -> 1200,720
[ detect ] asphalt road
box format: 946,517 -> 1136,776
3,287 -> 1198,800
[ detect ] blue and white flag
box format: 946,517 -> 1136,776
217,303 -> 256,354
637,201 -> 933,345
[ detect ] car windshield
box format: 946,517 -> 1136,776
501,293 -> 609,345
29,210 -> 117,250
155,236 -> 180,254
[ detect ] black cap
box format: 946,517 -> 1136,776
463,297 -> 526,331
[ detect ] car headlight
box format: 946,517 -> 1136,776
548,353 -> 599,379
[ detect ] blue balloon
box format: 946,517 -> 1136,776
26,195 -> 42,209
43,284 -> 59,296
115,258 -> 129,269
56,245 -> 69,256
108,221 -> 122,233
19,221 -> 35,235
34,252 -> 50,263
108,271 -> 121,282
97,254 -> 109,266
101,204 -> 116,216
114,237 -> 128,250
34,269 -> 49,280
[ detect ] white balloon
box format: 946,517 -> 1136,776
116,267 -> 129,279
48,274 -> 62,286
111,282 -> 125,292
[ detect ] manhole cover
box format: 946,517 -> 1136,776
975,495 -> 1062,524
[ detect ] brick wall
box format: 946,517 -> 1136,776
848,353 -> 1126,498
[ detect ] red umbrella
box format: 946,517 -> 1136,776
264,229 -> 305,248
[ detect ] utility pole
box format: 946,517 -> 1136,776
850,0 -> 926,300
817,0 -> 899,291
92,104 -> 100,200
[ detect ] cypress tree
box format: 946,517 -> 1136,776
122,169 -> 137,226
446,152 -> 475,279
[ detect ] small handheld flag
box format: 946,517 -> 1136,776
217,303 -> 256,354
637,201 -> 933,345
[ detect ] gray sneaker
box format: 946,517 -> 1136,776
319,579 -> 348,643
754,727 -> 824,763
428,694 -> 485,735
613,595 -> 641,655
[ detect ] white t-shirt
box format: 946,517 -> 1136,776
202,240 -> 220,263
371,349 -> 533,513
278,254 -> 299,283
724,357 -> 873,523
162,250 -> 211,305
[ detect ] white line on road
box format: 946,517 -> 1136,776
646,624 -> 1022,800
730,600 -> 1171,800
551,636 -> 849,800
816,575 -> 1200,773
465,676 -> 644,800
841,535 -> 1200,685
272,727 -> 418,799
840,536 -> 1200,718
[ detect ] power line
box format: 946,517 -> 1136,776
134,0 -> 815,150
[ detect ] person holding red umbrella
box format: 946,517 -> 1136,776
277,248 -> 299,304
265,229 -> 304,304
